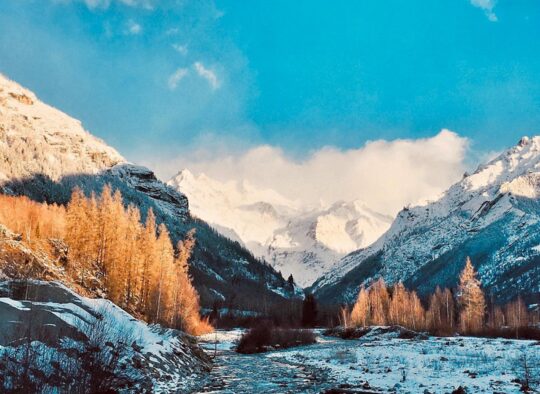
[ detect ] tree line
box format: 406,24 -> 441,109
342,258 -> 538,337
0,187 -> 211,335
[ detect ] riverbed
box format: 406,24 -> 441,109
196,329 -> 539,393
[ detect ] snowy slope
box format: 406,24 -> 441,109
0,280 -> 211,392
169,170 -> 392,286
0,74 -> 124,183
312,136 -> 540,304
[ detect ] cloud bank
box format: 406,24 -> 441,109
155,130 -> 469,216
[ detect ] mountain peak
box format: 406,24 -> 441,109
313,136 -> 540,304
168,169 -> 392,286
174,168 -> 195,181
0,73 -> 125,183
518,136 -> 530,147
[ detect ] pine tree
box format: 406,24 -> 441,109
0,189 -> 212,335
124,205 -> 142,308
441,287 -> 455,332
301,293 -> 318,327
457,257 -> 486,334
427,286 -> 454,334
287,274 -> 295,287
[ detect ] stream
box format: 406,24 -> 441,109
195,330 -> 345,394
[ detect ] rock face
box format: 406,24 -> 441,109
312,137 -> 540,305
0,73 -> 297,311
110,163 -> 189,221
169,170 -> 392,287
0,280 -> 211,393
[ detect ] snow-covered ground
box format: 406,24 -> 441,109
0,281 -> 211,393
275,333 -> 540,393
197,329 -> 540,393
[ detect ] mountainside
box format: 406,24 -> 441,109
169,170 -> 392,286
312,137 -> 540,305
0,280 -> 211,392
0,73 -> 297,311
0,75 -> 124,182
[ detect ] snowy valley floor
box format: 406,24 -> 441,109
197,329 -> 540,393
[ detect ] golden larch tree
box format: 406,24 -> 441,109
457,257 -> 486,334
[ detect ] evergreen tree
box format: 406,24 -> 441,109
287,274 -> 295,287
0,188 -> 212,335
301,293 -> 318,327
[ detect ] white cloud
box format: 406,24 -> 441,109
470,0 -> 498,22
79,0 -> 154,9
155,130 -> 469,216
126,19 -> 142,35
172,43 -> 188,55
194,61 -> 220,90
167,68 -> 189,90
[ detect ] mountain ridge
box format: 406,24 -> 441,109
168,169 -> 393,286
312,136 -> 540,305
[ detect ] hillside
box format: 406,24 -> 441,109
169,170 -> 392,287
312,137 -> 540,305
0,73 -> 297,312
0,280 -> 211,392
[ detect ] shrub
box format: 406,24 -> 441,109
479,326 -> 540,340
236,324 -> 316,354
323,326 -> 369,339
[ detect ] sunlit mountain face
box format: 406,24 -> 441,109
169,169 -> 392,286
313,136 -> 540,305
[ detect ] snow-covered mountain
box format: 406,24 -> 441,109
0,73 -> 298,310
312,136 -> 540,305
0,75 -> 124,183
169,170 -> 392,286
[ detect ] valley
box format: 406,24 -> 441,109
1,44 -> 540,393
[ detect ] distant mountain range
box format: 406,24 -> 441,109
311,136 -> 540,305
0,73 -> 299,311
169,170 -> 392,286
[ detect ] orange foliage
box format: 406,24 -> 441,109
0,194 -> 65,243
0,187 -> 210,335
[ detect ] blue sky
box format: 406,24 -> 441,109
1,0 -> 540,180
